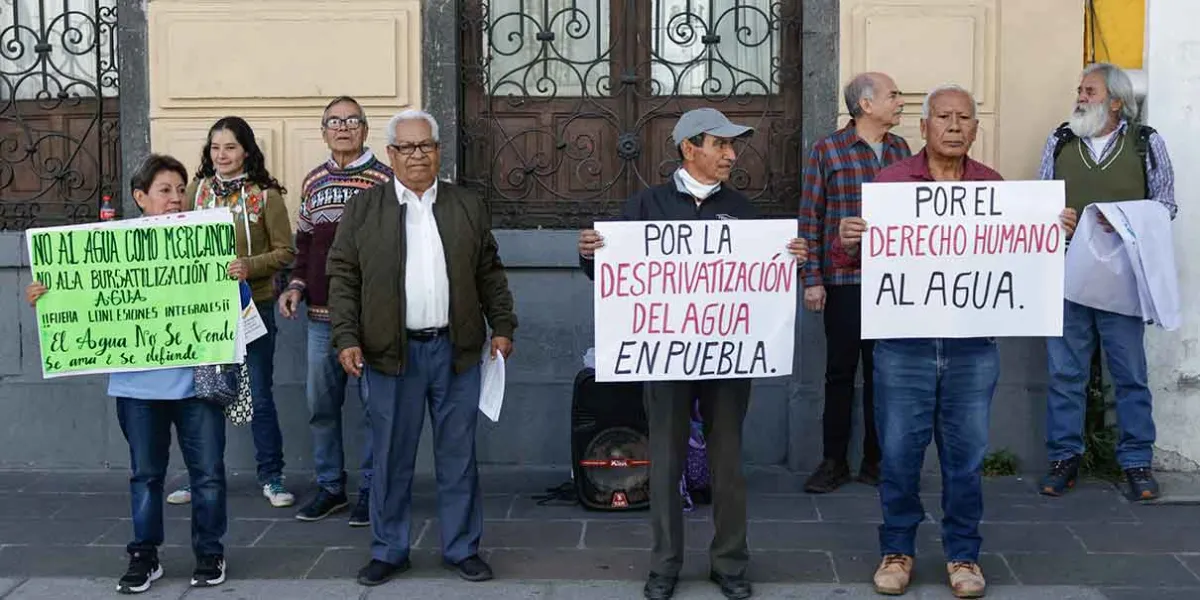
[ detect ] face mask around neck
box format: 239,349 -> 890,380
675,168 -> 719,200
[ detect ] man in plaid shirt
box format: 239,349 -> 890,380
798,72 -> 911,494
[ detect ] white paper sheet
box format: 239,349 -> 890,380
479,346 -> 506,422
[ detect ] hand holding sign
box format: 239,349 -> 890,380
25,281 -> 47,307
839,217 -> 868,250
579,229 -> 605,257
1060,208 -> 1079,238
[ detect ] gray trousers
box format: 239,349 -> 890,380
645,378 -> 752,578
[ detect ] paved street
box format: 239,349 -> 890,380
0,467 -> 1196,599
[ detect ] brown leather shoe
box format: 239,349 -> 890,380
873,554 -> 913,595
947,561 -> 986,598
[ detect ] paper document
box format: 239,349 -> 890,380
479,347 -> 506,422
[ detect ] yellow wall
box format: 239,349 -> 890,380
1086,0 -> 1145,68
146,0 -> 423,228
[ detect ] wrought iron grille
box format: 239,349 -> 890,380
460,0 -> 803,229
0,0 -> 120,231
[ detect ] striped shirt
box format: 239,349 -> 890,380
799,121 -> 912,287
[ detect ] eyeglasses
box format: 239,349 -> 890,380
389,141 -> 439,156
323,116 -> 365,130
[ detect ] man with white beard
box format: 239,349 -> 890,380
1036,62 -> 1176,502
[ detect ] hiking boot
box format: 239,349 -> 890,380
804,459 -> 851,494
117,550 -> 162,594
1125,467 -> 1160,501
166,485 -> 191,505
191,554 -> 226,587
947,561 -> 986,598
295,488 -> 348,521
873,554 -> 913,595
348,492 -> 370,527
1039,455 -> 1081,496
858,462 -> 881,487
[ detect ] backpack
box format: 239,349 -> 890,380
680,399 -> 711,511
1050,121 -> 1156,198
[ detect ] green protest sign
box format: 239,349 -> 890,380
26,209 -> 243,378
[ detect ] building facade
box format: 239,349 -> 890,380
2,0 -> 1195,472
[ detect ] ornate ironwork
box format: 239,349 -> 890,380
0,0 -> 120,231
460,0 -> 803,229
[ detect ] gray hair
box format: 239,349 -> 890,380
1082,62 -> 1139,122
921,84 -> 977,119
386,109 -> 440,144
843,73 -> 877,118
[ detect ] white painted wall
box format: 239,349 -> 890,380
1143,0 -> 1200,471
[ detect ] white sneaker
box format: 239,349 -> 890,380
166,485 -> 191,505
262,481 -> 294,508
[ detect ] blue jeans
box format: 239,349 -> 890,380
116,397 -> 227,558
362,335 -> 483,565
307,320 -> 372,495
1046,300 -> 1154,469
874,337 -> 999,562
247,301 -> 285,484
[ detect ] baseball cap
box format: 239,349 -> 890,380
671,108 -> 754,145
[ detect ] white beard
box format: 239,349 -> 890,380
1067,102 -> 1111,138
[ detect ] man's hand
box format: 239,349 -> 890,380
804,285 -> 826,313
490,336 -> 513,360
578,229 -> 605,258
1059,208 -> 1078,239
839,217 -> 868,250
227,259 -> 249,280
338,347 -> 365,377
278,289 -> 302,319
24,281 -> 47,307
1096,211 -> 1115,233
786,237 -> 807,263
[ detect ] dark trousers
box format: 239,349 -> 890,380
361,336 -> 483,565
822,284 -> 880,465
645,378 -> 751,578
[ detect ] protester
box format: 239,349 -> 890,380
280,96 -> 393,526
578,107 -> 807,600
26,154 -> 231,593
1036,63 -> 1176,501
799,72 -> 910,493
327,109 -> 517,587
167,116 -> 297,508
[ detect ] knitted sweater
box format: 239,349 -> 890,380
290,150 -> 393,321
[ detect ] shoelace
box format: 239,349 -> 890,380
266,482 -> 287,495
949,561 -> 980,575
1127,467 -> 1153,483
881,554 -> 909,569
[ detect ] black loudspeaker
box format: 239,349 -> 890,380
571,368 -> 650,511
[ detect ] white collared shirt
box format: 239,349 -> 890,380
394,178 -> 450,329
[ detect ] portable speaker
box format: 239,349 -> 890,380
570,368 -> 650,511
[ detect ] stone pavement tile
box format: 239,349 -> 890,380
214,547 -> 325,579
94,517 -> 271,548
506,494 -> 646,520
916,524 -> 1087,554
0,578 -> 20,596
1128,504 -> 1200,525
475,467 -> 572,494
0,546 -> 124,577
22,472 -> 131,494
0,492 -> 69,519
482,520 -> 583,549
0,471 -> 45,492
3,576 -> 189,599
185,579 -> 364,599
744,467 -> 807,494
305,547 -> 459,580
486,548 -> 646,580
585,520 -> 652,549
0,518 -> 117,546
253,517 -> 371,548
1100,587 -> 1200,600
747,494 -> 819,521
1071,523 -> 1200,553
747,522 -> 880,552
411,493 -> 514,520
742,550 -> 837,583
831,552 -> 1016,587
813,494 -> 889,523
1178,554 -> 1200,579
970,490 -> 1137,524
1005,553 -> 1199,586
366,579 -> 551,599
47,493 -> 131,520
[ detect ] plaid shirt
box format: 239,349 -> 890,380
798,121 -> 912,286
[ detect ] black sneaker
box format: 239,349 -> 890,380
804,459 -> 851,494
117,550 -> 162,594
709,570 -> 753,600
1126,467 -> 1160,501
1039,456 -> 1081,496
858,462 -> 881,487
357,558 -> 410,586
444,554 -> 494,582
643,571 -> 678,599
191,554 -> 226,587
295,488 -> 349,522
349,491 -> 370,527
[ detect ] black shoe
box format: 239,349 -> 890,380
117,550 -> 162,594
348,492 -> 370,527
858,462 -> 881,487
357,558 -> 410,586
709,570 -> 753,600
804,459 -> 851,494
643,572 -> 678,600
191,554 -> 225,587
1039,455 -> 1081,496
295,488 -> 349,522
1126,467 -> 1160,501
444,554 -> 494,582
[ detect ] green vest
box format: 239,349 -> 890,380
1054,132 -> 1147,214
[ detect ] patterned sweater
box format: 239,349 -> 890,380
290,150 -> 393,321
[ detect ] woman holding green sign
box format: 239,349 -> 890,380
25,154 -> 230,593
167,116 -> 298,510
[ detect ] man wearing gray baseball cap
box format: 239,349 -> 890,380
577,108 -> 807,600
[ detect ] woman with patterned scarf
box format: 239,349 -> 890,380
166,116 -> 298,509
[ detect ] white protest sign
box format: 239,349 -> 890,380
860,180 -> 1065,339
592,219 -> 797,382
